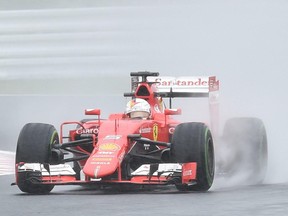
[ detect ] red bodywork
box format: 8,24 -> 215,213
57,89 -> 185,185
15,72 -> 219,189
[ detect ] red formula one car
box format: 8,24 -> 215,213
13,72 -> 267,194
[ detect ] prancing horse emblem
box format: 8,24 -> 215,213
153,124 -> 158,141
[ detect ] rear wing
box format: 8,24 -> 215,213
128,73 -> 219,102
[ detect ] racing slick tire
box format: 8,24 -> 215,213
16,123 -> 59,194
220,117 -> 268,184
170,122 -> 215,191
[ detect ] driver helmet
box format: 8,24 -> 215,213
125,98 -> 151,119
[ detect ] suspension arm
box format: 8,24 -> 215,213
128,134 -> 171,147
53,138 -> 93,149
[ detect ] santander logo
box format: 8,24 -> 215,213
155,78 -> 209,87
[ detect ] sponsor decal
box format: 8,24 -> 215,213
183,170 -> 193,177
92,157 -> 113,161
97,151 -> 114,155
168,127 -> 175,134
155,78 -> 208,87
208,76 -> 219,91
153,124 -> 158,141
104,135 -> 122,140
99,143 -> 120,151
94,154 -> 115,158
154,78 -> 174,86
182,163 -> 197,182
76,128 -> 99,135
139,127 -> 152,134
144,144 -> 150,150
91,162 -> 111,165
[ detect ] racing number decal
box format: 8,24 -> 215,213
153,124 -> 158,141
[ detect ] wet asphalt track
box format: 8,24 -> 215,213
1,174 -> 288,216
1,1 -> 288,215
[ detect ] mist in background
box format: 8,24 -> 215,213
0,0 -> 287,184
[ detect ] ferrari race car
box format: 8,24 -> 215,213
13,72 -> 267,194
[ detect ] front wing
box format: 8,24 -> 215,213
15,162 -> 197,187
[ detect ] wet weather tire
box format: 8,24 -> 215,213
170,122 -> 215,191
16,123 -> 59,194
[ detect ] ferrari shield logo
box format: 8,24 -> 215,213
153,124 -> 158,141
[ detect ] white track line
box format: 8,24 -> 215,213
0,151 -> 15,176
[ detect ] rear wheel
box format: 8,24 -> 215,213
170,122 -> 215,191
16,123 -> 59,194
220,117 -> 268,184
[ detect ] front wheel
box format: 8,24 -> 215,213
170,122 -> 215,191
16,123 -> 59,194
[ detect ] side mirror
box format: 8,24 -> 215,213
85,109 -> 101,115
164,108 -> 182,115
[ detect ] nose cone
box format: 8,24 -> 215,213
83,143 -> 122,178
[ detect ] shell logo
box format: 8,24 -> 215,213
99,143 -> 120,151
